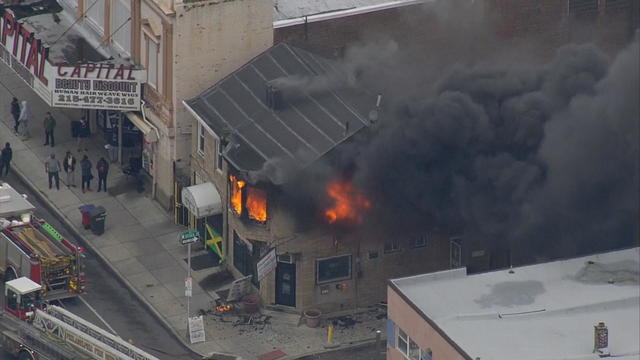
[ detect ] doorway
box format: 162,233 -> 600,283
275,262 -> 296,307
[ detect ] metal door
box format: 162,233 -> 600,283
275,262 -> 296,307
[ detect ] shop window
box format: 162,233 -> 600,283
146,38 -> 159,88
316,255 -> 351,284
111,0 -> 131,55
384,239 -> 400,254
85,0 -> 105,33
246,187 -> 267,223
216,140 -> 224,170
397,328 -> 409,355
198,123 -> 205,155
229,175 -> 245,215
411,234 -> 427,249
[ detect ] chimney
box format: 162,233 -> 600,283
593,322 -> 610,357
266,84 -> 284,111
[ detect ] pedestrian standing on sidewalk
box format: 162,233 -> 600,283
63,151 -> 77,188
96,157 -> 109,192
43,112 -> 56,147
10,97 -> 20,134
81,155 -> 93,193
77,116 -> 89,152
18,100 -> 30,138
45,153 -> 61,190
0,143 -> 12,177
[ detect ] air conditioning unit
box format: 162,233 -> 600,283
277,253 -> 293,264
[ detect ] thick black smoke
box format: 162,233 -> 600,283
278,7 -> 639,262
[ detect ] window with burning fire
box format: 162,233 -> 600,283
229,175 -> 268,223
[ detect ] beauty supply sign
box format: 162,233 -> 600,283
1,9 -> 145,111
52,63 -> 144,111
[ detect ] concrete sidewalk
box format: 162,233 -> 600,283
1,62 -> 386,360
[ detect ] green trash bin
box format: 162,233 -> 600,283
90,206 -> 107,235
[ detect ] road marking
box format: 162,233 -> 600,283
79,295 -> 119,336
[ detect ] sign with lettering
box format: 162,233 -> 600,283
256,248 -> 277,281
1,9 -> 144,111
52,63 -> 144,111
188,315 -> 206,344
0,9 -> 51,103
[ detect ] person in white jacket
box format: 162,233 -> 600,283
18,100 -> 30,138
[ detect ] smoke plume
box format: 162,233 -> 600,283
277,4 -> 639,264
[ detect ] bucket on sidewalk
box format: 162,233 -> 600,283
304,309 -> 322,328
79,204 -> 95,229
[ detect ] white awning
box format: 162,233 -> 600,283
6,277 -> 42,295
0,183 -> 35,217
125,112 -> 158,142
181,182 -> 222,218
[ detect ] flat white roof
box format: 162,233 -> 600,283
0,182 -> 35,218
6,277 -> 42,295
391,248 -> 640,360
273,0 -> 425,25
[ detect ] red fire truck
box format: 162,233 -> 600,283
0,182 -> 84,300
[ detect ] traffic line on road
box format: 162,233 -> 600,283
79,295 -> 119,336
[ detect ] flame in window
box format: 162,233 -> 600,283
325,180 -> 371,224
230,175 -> 245,215
246,187 -> 267,222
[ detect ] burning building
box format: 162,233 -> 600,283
184,43 -> 452,311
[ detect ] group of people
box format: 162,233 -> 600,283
45,152 -> 110,193
7,97 -> 109,193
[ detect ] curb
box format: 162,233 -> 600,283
287,337 -> 380,360
10,163 -> 207,359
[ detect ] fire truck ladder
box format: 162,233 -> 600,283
41,305 -> 160,360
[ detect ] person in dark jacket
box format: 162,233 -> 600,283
77,116 -> 89,152
43,112 -> 56,147
10,98 -> 20,134
0,143 -> 12,176
63,151 -> 77,188
80,155 -> 93,193
96,157 -> 109,192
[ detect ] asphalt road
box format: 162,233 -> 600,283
0,173 -> 199,360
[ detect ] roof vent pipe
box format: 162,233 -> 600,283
266,84 -> 284,111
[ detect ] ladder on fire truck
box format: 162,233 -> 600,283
31,305 -> 160,360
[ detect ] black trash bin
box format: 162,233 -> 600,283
90,206 -> 107,235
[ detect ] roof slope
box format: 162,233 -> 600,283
391,248 -> 640,360
185,43 -> 371,183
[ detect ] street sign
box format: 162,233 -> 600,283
185,277 -> 193,297
256,248 -> 277,281
179,230 -> 200,245
188,315 -> 206,344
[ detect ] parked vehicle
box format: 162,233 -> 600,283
0,276 -> 160,360
0,182 -> 84,300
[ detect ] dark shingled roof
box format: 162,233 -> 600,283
185,43 -> 372,184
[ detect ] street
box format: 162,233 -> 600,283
0,172 -> 199,360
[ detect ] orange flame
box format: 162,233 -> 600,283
230,175 -> 245,215
216,304 -> 233,312
247,187 -> 267,222
324,180 -> 371,224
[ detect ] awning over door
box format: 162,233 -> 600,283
181,182 -> 222,218
125,112 -> 158,142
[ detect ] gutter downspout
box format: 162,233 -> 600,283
140,99 -> 161,199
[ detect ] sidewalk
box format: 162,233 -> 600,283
1,62 -> 385,360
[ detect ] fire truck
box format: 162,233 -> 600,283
0,276 -> 160,360
0,182 -> 84,300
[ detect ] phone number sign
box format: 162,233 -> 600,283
52,77 -> 142,111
